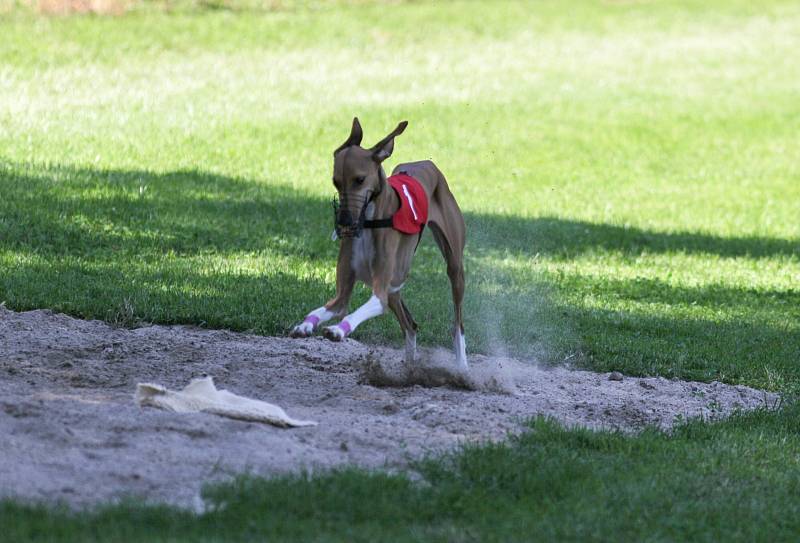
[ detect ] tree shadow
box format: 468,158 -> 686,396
466,214 -> 799,259
0,163 -> 334,260
3,162 -> 796,262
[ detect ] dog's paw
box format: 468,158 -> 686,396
289,321 -> 315,338
322,325 -> 346,342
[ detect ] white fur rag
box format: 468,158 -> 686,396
135,376 -> 317,428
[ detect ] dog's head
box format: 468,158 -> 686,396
331,117 -> 407,238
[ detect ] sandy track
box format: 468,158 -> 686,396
0,307 -> 775,509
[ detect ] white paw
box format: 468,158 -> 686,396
290,321 -> 315,338
322,325 -> 346,342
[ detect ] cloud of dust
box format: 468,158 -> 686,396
464,215 -> 578,368
357,348 -> 522,394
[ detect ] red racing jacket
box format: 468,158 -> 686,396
387,173 -> 428,235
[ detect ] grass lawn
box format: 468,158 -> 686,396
1,0 -> 799,540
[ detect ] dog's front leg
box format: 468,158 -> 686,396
289,305 -> 338,338
322,238 -> 395,341
321,292 -> 385,341
290,241 -> 356,338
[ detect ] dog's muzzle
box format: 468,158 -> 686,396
332,191 -> 372,239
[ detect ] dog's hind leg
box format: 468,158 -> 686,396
290,241 -> 356,338
388,293 -> 418,364
446,252 -> 467,369
428,220 -> 467,369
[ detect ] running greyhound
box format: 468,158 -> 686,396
290,118 -> 468,369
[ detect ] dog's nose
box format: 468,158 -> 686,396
337,209 -> 353,226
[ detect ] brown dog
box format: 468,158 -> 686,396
290,118 -> 467,368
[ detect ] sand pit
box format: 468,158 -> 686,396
0,307 -> 775,510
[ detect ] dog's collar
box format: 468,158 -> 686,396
362,211 -> 422,253
363,217 -> 393,229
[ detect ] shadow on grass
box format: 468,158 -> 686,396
1,162 -> 797,383
567,304 -> 800,387
3,163 -> 797,260
564,275 -> 800,309
467,214 -> 800,259
0,163 -> 333,259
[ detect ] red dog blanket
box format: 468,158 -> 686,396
388,173 -> 428,234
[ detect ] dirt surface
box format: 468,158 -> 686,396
0,307 -> 775,510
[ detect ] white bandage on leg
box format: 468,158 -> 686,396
324,294 -> 384,341
291,306 -> 335,337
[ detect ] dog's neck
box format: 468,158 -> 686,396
371,166 -> 399,218
373,166 -> 387,200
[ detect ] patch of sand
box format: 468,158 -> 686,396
0,307 -> 775,509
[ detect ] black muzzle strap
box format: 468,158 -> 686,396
333,189 -> 388,239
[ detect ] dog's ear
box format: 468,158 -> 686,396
371,121 -> 408,163
333,117 -> 363,155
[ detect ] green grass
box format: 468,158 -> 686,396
6,406 -> 800,543
2,1 -> 800,540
